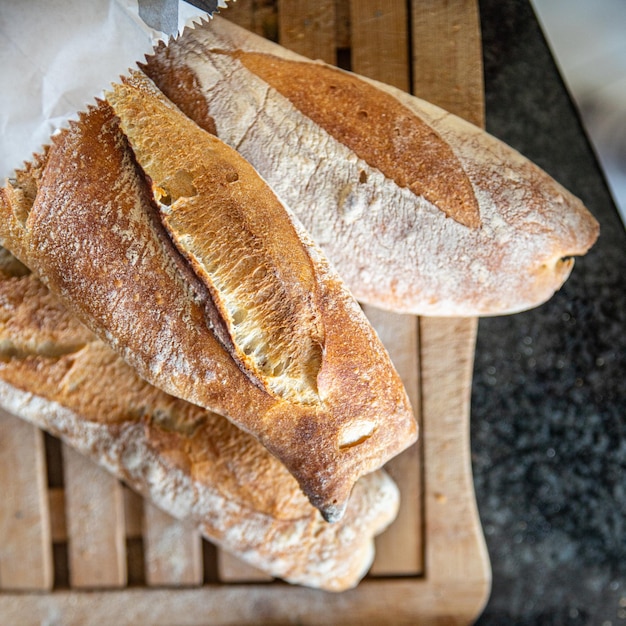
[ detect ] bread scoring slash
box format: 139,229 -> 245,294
0,75 -> 417,522
141,15 -> 599,316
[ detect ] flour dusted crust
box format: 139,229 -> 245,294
0,91 -> 416,522
0,256 -> 399,591
141,15 -> 599,316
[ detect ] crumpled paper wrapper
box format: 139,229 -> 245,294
0,0 -> 221,181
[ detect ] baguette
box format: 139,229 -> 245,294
0,248 -> 399,591
141,15 -> 599,316
0,85 -> 416,522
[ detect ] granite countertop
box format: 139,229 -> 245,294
473,1 -> 626,624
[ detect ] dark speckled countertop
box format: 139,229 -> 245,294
473,1 -> 626,624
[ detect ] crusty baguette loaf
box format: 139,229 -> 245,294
140,15 -> 599,316
0,87 -> 416,522
0,248 -> 399,591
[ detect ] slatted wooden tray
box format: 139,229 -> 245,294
0,1 -> 491,624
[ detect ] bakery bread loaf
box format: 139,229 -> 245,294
0,84 -> 416,522
0,246 -> 399,591
141,15 -> 599,316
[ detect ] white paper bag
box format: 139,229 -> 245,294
0,0 -> 212,180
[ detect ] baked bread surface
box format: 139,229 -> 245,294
0,83 -> 416,522
0,249 -> 399,591
141,15 -> 599,316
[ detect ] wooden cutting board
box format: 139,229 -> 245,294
0,1 -> 491,623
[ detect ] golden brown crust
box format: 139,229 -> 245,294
141,39 -> 218,136
0,89 -> 416,521
141,16 -> 599,316
0,255 -> 399,590
226,50 -> 481,228
108,72 -> 326,404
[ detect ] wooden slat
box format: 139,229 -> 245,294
411,0 -> 485,127
211,42 -> 308,565
63,445 -> 127,588
49,484 -> 145,544
143,501 -> 203,587
222,0 -> 277,40
123,485 -> 144,540
0,578 -> 492,626
220,0 -> 256,31
278,0 -> 337,64
218,550 -> 274,583
210,0 -> 336,583
334,0 -> 351,50
0,409 -> 53,590
420,318 -> 490,591
350,0 -> 410,91
224,0 -> 336,582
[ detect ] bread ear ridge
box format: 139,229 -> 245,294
0,80 -> 417,522
107,71 -> 326,405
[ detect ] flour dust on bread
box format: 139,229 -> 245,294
0,84 -> 416,522
106,71 -> 325,406
0,249 -> 399,591
141,15 -> 599,317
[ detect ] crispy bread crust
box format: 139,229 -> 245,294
0,258 -> 399,591
141,16 -> 599,316
0,93 -> 416,521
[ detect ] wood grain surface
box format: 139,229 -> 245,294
0,410 -> 52,590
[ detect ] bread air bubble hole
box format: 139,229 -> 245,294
155,170 -> 198,206
153,186 -> 172,206
357,109 -> 368,119
242,335 -> 263,357
225,170 -> 239,183
556,256 -> 575,275
272,361 -> 286,377
231,308 -> 248,325
540,256 -> 574,274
